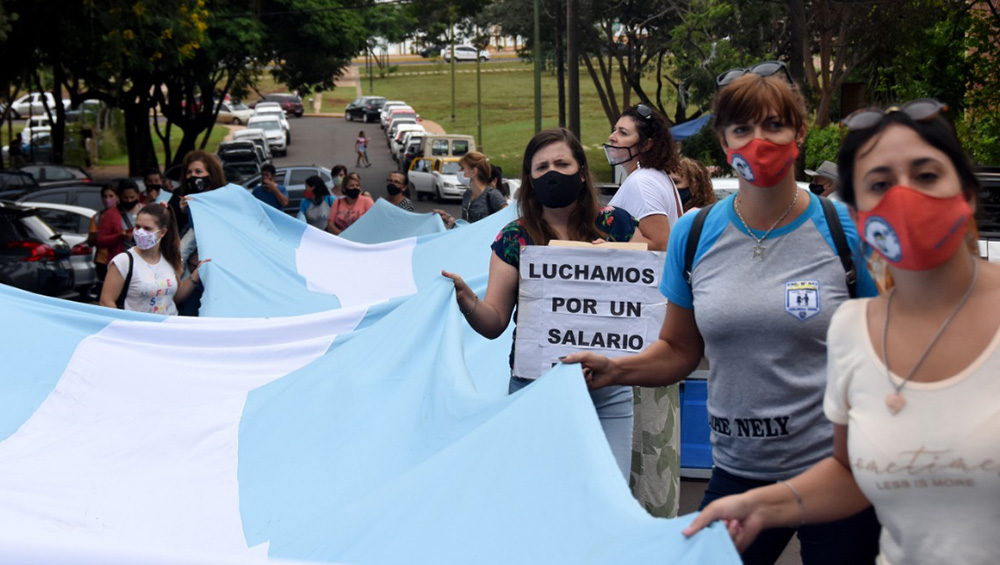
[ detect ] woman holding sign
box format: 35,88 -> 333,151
565,62 -> 880,564
442,128 -> 638,478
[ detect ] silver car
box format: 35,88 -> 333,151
20,202 -> 98,298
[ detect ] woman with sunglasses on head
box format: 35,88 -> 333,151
442,128 -> 639,479
604,104 -> 682,252
565,62 -> 880,563
683,99 -> 1000,564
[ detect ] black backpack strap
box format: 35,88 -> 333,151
116,250 -> 134,309
684,203 -> 715,287
819,197 -> 858,299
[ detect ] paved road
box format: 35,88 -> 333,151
272,116 -> 463,218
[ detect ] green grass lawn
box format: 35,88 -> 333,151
363,59 -> 675,182
96,124 -> 230,167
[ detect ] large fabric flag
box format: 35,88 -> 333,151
0,282 -> 739,564
339,198 -> 447,244
189,185 -> 516,318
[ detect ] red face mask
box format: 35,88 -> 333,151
304,186 -> 315,201
725,138 -> 799,188
855,185 -> 971,271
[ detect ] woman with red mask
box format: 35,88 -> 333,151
564,62 -> 880,564
682,100 -> 999,564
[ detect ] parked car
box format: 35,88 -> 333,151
395,131 -> 424,163
390,124 -> 425,160
379,101 -> 408,129
344,96 -> 387,122
440,44 -> 490,62
17,164 -> 92,186
409,157 -> 465,202
421,134 -> 475,159
217,140 -> 266,166
15,184 -> 104,212
243,165 -> 334,215
976,167 -> 1000,262
225,160 -> 262,183
384,106 -> 416,130
246,116 -> 288,156
0,200 -> 75,297
386,115 -> 418,144
0,170 -> 40,192
251,93 -> 304,118
231,129 -> 273,162
23,115 -> 55,140
19,202 -> 97,298
400,136 -> 425,173
216,101 -> 254,125
4,92 -> 69,119
2,132 -> 53,163
252,105 -> 291,144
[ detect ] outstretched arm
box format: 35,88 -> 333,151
442,253 -> 518,339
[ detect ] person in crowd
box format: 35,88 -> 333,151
436,152 -> 508,228
672,156 -> 717,213
167,150 -> 226,316
88,184 -> 125,292
442,128 -> 638,479
804,160 -> 839,198
682,99 -> 999,565
564,62 -> 881,564
385,171 -> 415,211
117,179 -> 143,249
252,163 -> 289,210
9,132 -> 24,168
330,164 -> 348,198
355,130 -> 371,168
327,172 -> 374,235
143,168 -> 172,204
604,103 -> 682,251
297,175 -> 337,229
489,163 -> 509,199
99,204 -> 208,316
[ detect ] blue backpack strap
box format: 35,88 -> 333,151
684,203 -> 716,287
819,197 -> 857,299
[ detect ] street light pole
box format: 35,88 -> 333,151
476,24 -> 483,150
450,16 -> 456,122
567,0 -> 580,139
533,0 -> 542,133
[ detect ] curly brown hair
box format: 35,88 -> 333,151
621,104 -> 679,174
675,157 -> 716,212
181,150 -> 226,193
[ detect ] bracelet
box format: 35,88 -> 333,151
780,480 -> 806,527
460,296 -> 480,316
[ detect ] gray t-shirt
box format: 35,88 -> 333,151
661,193 -> 876,480
461,187 -> 506,223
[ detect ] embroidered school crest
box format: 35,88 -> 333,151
730,154 -> 755,183
863,216 -> 902,263
785,280 -> 821,321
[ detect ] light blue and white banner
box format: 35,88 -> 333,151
339,198 -> 447,244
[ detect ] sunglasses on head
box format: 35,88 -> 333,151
633,104 -> 654,120
716,61 -> 792,90
840,98 -> 948,131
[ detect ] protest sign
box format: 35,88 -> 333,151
513,245 -> 666,380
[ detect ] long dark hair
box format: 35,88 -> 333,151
518,128 -> 604,245
306,175 -> 330,204
621,104 -> 678,174
138,204 -> 182,275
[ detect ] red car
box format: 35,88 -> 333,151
251,93 -> 305,118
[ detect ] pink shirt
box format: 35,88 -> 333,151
331,195 -> 374,230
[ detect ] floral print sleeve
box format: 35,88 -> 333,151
491,219 -> 531,269
598,206 -> 637,242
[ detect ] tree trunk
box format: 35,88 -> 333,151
555,0 -> 565,128
121,86 -> 159,177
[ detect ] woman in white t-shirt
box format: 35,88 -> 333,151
99,204 -> 208,316
683,99 -> 1000,564
604,103 -> 682,251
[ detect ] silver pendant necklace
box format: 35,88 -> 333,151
733,188 -> 799,261
881,256 -> 979,415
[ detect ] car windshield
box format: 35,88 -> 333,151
250,120 -> 280,131
440,162 -> 461,175
231,102 -> 249,111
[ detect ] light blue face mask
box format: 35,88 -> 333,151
457,174 -> 471,188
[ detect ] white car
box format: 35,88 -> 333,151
390,125 -> 425,161
252,105 -> 291,144
246,116 -> 288,156
5,92 -> 69,119
216,101 -> 254,125
232,129 -> 273,161
440,44 -> 490,62
409,157 -> 465,202
23,115 -> 54,140
20,202 -> 98,298
396,132 -> 424,163
379,101 -> 408,129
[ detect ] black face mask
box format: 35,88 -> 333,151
145,184 -> 163,192
187,176 -> 209,193
808,182 -> 826,195
386,183 -> 402,196
344,187 -> 361,199
531,170 -> 584,209
119,199 -> 138,210
678,188 -> 691,204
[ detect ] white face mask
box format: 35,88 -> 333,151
457,174 -> 471,188
133,227 -> 161,250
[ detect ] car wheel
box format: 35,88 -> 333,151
435,184 -> 445,203
480,56 -> 488,62
347,112 -> 353,121
414,184 -> 423,201
232,117 -> 241,125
